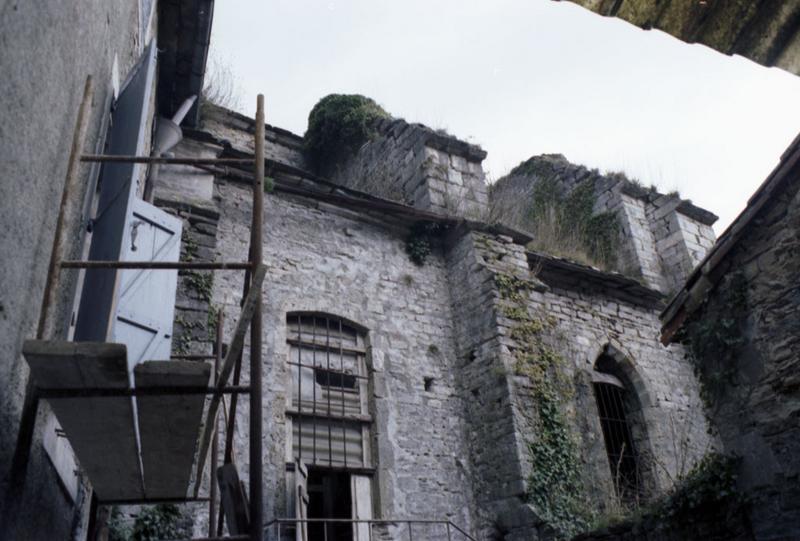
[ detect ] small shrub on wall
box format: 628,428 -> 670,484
304,94 -> 390,175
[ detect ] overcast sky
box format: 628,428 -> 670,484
210,0 -> 800,233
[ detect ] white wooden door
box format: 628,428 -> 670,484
113,198 -> 181,378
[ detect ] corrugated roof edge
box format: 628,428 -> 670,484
660,130 -> 800,345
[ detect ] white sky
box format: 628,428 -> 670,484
210,0 -> 800,233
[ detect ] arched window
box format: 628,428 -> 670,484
593,353 -> 645,504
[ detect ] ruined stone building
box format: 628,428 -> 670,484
151,101 -> 718,540
1,2 -> 798,541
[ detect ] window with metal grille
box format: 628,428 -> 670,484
593,371 -> 642,504
287,313 -> 371,469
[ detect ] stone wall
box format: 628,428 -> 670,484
199,179 -> 480,537
529,260 -> 712,498
151,111 -> 715,540
444,229 -> 541,540
330,117 -> 490,220
490,155 -> 717,294
446,229 -> 711,540
684,169 -> 800,540
0,2 -> 150,539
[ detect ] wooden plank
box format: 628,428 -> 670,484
193,263 -> 266,495
23,340 -> 144,500
135,361 -> 210,498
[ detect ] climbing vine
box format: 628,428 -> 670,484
678,271 -> 748,411
185,270 -> 214,302
495,272 -> 590,538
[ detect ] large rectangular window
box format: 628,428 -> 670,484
286,314 -> 371,469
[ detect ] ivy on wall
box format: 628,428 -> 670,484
678,271 -> 748,412
495,272 -> 590,538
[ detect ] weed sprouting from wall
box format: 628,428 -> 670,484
586,452 -> 744,535
405,221 -> 445,265
527,178 -> 619,269
304,94 -> 390,175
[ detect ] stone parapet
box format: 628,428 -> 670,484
331,118 -> 489,220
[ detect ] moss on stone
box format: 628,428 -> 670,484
304,94 -> 390,174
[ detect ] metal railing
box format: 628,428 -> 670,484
264,518 -> 477,541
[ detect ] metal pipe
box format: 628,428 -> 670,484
3,76 -> 94,534
164,535 -> 250,541
38,385 -> 251,399
81,154 -> 254,165
249,94 -> 265,541
100,496 -> 210,505
265,519 -> 476,540
60,260 -> 251,270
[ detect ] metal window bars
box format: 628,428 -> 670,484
9,76 -> 268,541
593,381 -> 642,504
287,314 -> 370,470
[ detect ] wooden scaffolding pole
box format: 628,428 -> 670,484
249,93 -> 265,541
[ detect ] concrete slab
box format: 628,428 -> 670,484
135,360 -> 210,498
23,340 -> 145,501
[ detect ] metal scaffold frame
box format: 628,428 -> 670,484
9,76 -> 267,541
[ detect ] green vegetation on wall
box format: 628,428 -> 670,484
304,94 -> 390,174
679,271 -> 748,412
590,452 -> 744,533
657,452 -> 742,523
108,504 -> 182,541
495,273 -> 590,538
405,221 -> 445,265
528,177 -> 619,269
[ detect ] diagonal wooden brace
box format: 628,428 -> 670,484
193,263 -> 266,496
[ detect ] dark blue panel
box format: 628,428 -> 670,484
75,42 -> 157,342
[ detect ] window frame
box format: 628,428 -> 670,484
285,313 -> 373,472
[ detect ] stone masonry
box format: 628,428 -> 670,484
330,117 -> 490,220
151,106 -> 715,540
491,154 -> 717,294
677,158 -> 800,540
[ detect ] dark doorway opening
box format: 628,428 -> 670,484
307,468 -> 352,540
